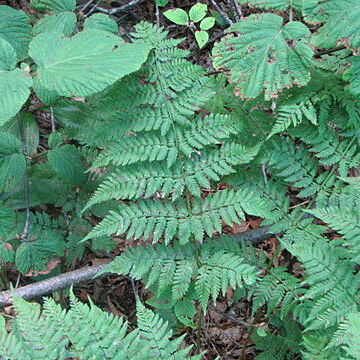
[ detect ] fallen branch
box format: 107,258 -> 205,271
0,263 -> 110,307
0,227 -> 276,306
230,225 -> 276,244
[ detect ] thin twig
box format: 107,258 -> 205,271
85,0 -> 101,17
155,5 -> 160,28
50,107 -> 55,133
232,0 -> 243,20
314,45 -> 347,58
208,304 -> 256,327
261,163 -> 268,185
96,0 -> 144,15
209,0 -> 233,25
0,227 -> 276,306
79,0 -> 95,13
288,6 -> 293,22
228,0 -> 241,22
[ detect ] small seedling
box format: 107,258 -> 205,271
164,3 -> 215,49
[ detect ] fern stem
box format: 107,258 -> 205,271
195,308 -> 203,352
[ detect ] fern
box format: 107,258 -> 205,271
0,293 -> 199,359
328,312 -> 360,359
104,238 -> 259,313
86,188 -> 271,243
282,225 -> 360,331
252,267 -> 305,319
306,178 -> 360,261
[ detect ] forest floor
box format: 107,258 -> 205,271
1,1 -> 291,359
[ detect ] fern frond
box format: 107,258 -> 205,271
291,125 -> 360,177
268,138 -> 335,198
195,250 -> 259,310
328,312 -> 360,359
269,99 -> 317,137
85,142 -> 259,209
0,293 -> 198,360
105,241 -> 259,311
283,230 -> 360,330
252,267 -> 304,318
307,180 -> 360,262
85,189 -> 271,243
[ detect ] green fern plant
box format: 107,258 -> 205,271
0,293 -> 200,359
80,22 -> 272,326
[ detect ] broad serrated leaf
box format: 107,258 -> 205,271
1,112 -> 39,155
29,30 -> 150,98
0,69 -> 32,126
0,131 -> 26,192
212,13 -> 313,99
309,0 -> 360,50
33,11 -> 77,36
84,13 -> 119,34
0,6 -> 31,59
0,203 -> 15,239
0,38 -> 17,71
30,0 -> 76,13
237,0 -> 317,13
163,8 -> 189,25
48,132 -> 62,149
189,3 -> 207,22
15,230 -> 65,274
48,145 -> 86,186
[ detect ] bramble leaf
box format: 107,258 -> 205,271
29,30 -> 150,98
0,5 -> 31,59
213,13 -> 313,99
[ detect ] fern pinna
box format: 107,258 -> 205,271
82,22 -> 270,325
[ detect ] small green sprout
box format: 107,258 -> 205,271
164,3 -> 215,49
